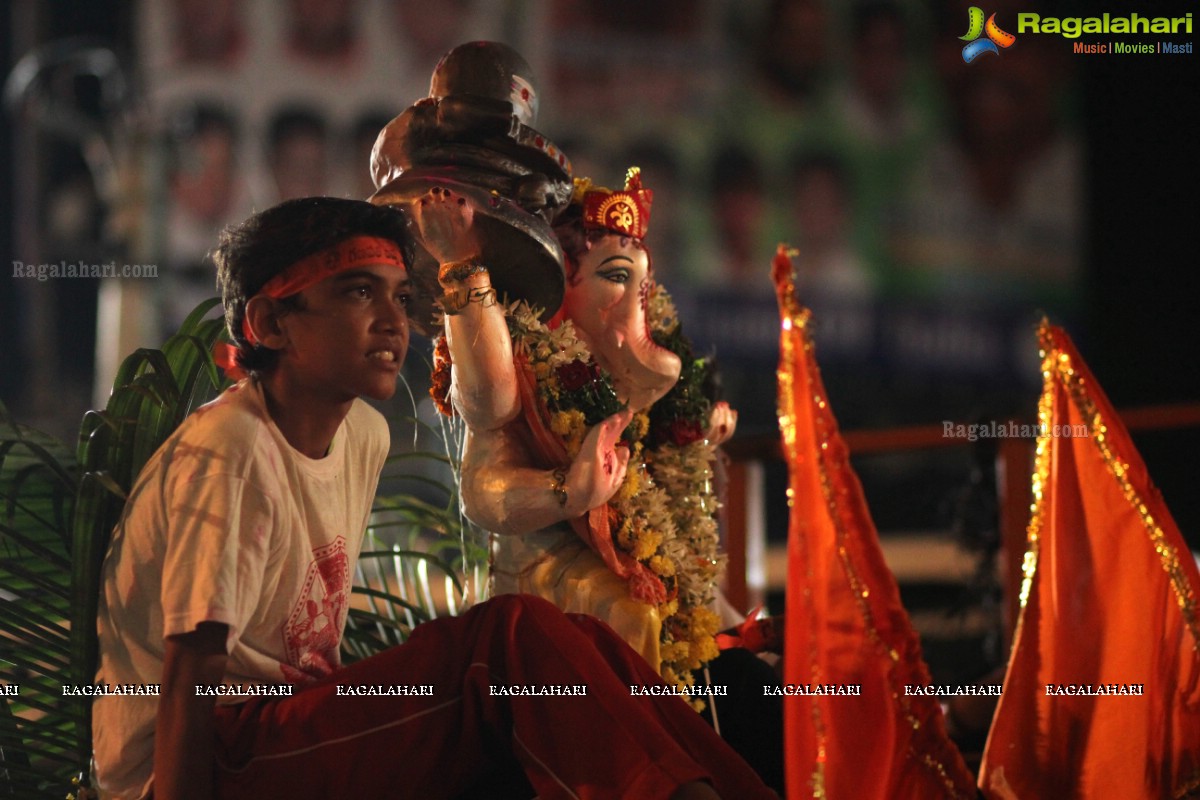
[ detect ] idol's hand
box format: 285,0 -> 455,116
410,185 -> 481,274
564,409 -> 634,516
706,401 -> 738,447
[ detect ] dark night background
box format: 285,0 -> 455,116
2,0 -> 1197,544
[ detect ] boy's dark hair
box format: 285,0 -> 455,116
214,197 -> 412,375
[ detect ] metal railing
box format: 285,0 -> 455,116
719,402 -> 1200,641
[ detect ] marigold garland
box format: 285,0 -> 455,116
510,292 -> 727,700
430,335 -> 455,417
432,286 -> 727,700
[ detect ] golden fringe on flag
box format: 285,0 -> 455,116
773,245 -> 975,800
979,321 -> 1200,800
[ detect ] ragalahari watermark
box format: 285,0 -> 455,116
943,421 -> 1089,442
13,260 -> 158,281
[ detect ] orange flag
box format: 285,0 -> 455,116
773,246 -> 975,800
978,322 -> 1200,799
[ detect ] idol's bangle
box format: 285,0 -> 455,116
438,258 -> 488,286
551,468 -> 569,509
441,285 -> 497,316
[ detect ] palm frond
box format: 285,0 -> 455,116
0,403 -> 80,797
2,300 -> 227,795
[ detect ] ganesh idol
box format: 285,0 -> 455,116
419,169 -> 738,692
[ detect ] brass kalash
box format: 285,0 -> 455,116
369,41 -> 573,333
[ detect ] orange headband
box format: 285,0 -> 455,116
241,235 -> 406,344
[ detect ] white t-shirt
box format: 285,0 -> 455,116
92,380 -> 390,799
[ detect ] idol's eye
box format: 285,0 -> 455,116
347,283 -> 372,298
396,292 -> 412,308
598,267 -> 630,284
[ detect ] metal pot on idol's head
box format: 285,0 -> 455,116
369,41 -> 573,334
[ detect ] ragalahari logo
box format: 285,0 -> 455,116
961,7 -> 1017,62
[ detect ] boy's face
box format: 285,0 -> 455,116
276,262 -> 410,402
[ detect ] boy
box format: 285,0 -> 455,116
93,197 -> 772,799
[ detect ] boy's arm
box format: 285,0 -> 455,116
154,622 -> 229,800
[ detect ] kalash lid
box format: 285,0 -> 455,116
429,41 -> 539,127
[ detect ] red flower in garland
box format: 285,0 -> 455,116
556,359 -> 600,392
666,418 -> 705,447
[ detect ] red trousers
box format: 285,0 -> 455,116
212,594 -> 773,799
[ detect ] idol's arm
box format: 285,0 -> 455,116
441,265 -> 520,431
461,410 -> 632,535
410,184 -> 521,431
706,400 -> 738,446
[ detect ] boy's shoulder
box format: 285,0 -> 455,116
344,397 -> 392,461
175,380 -> 271,446
331,395 -> 391,475
154,381 -> 276,477
146,381 -> 390,490
171,381 -> 389,466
